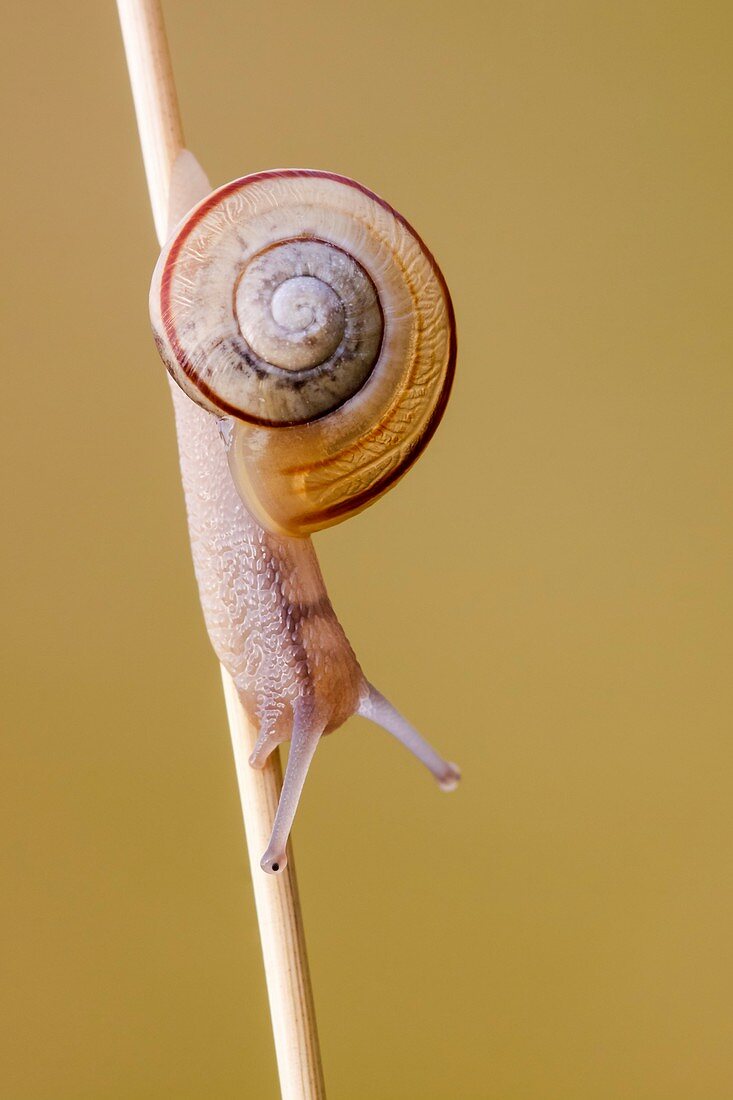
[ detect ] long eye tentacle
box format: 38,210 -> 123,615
260,712 -> 325,875
358,683 -> 461,792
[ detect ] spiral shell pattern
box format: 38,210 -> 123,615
151,170 -> 455,536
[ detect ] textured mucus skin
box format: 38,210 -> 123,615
169,378 -> 364,757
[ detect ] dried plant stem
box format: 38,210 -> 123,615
115,1 -> 326,1096
222,673 -> 325,1098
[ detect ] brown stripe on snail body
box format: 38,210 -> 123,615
153,156 -> 459,874
151,170 -> 456,537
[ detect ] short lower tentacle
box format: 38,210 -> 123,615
248,724 -> 280,769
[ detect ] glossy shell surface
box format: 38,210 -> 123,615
151,170 -> 456,536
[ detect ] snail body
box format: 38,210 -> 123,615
155,153 -> 459,873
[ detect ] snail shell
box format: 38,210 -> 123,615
150,170 -> 456,536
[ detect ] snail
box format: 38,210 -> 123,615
150,152 -> 459,873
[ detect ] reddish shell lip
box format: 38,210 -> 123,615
156,169 -> 457,486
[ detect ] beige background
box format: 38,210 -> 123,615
1,2 -> 732,1097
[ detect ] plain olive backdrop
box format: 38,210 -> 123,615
1,2 -> 732,1098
